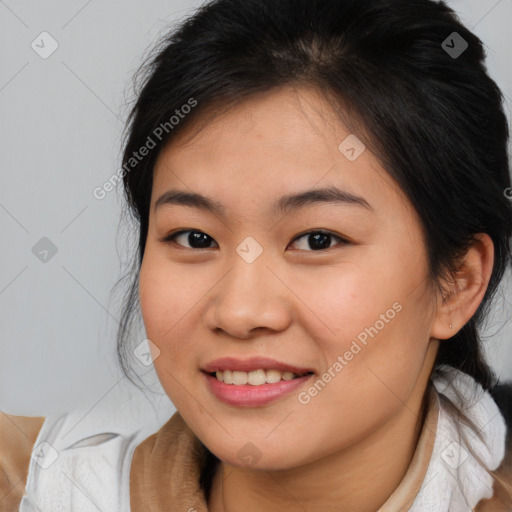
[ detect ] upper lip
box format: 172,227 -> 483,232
202,356 -> 315,375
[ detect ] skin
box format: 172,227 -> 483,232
138,84 -> 494,512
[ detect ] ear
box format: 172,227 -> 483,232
430,233 -> 494,340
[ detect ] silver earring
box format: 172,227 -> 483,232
449,323 -> 453,329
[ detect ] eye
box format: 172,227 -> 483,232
161,229 -> 218,249
288,230 -> 349,251
161,229 -> 349,251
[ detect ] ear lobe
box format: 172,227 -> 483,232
430,233 -> 494,340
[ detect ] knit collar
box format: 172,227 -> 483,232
130,365 -> 507,511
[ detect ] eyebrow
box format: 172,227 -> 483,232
154,186 -> 374,218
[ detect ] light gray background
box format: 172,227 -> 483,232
1,0 -> 511,416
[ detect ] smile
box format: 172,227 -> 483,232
201,356 -> 316,406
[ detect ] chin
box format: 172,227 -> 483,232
202,435 -> 311,472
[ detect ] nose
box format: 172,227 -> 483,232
203,256 -> 292,339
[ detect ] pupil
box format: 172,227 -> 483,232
309,232 -> 330,250
190,231 -> 211,248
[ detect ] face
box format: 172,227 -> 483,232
139,85 -> 439,470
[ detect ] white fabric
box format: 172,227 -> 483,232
19,366 -> 507,511
19,377 -> 175,512
407,365 -> 507,511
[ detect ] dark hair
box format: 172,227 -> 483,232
115,0 -> 511,393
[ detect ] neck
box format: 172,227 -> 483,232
208,384 -> 430,512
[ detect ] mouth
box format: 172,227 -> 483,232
201,357 -> 317,407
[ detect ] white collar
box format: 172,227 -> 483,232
410,365 -> 507,511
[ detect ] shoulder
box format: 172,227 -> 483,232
475,381 -> 512,512
0,412 -> 45,512
2,380 -> 175,512
18,410 -> 146,511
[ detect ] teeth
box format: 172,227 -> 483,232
266,369 -> 282,383
233,371 -> 248,385
213,369 -> 307,385
248,369 -> 266,385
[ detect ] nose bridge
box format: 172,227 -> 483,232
228,246 -> 271,298
225,234 -> 274,294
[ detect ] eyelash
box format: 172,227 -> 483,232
160,229 -> 350,252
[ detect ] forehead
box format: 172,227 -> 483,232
151,86 -> 406,218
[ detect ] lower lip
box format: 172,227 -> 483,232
203,371 -> 314,407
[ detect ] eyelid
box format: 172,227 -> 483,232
160,229 -> 351,251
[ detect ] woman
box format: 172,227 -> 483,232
1,0 -> 511,510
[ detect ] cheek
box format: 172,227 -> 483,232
298,251 -> 431,399
138,251 -> 206,407
294,257 -> 403,350
138,251 -> 203,358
